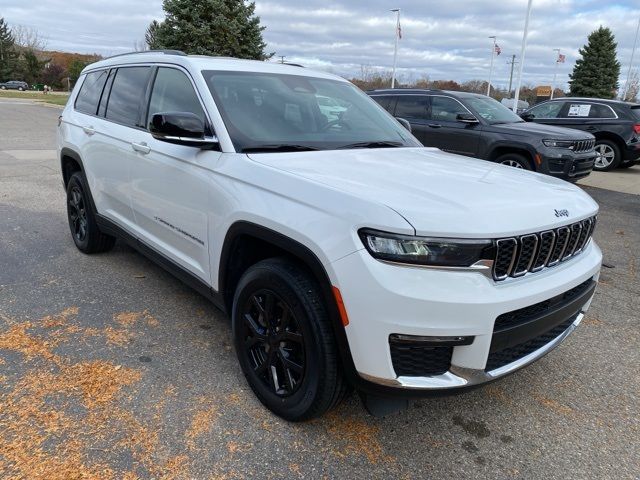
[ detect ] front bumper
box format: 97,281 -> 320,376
539,151 -> 596,181
331,240 -> 602,394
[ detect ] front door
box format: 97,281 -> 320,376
424,95 -> 481,157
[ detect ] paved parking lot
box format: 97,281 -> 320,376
0,100 -> 638,479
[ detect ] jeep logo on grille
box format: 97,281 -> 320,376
555,209 -> 569,218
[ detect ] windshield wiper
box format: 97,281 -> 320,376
241,144 -> 320,153
336,141 -> 404,150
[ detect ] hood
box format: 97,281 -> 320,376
485,121 -> 594,140
248,147 -> 598,238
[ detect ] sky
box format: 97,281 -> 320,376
1,0 -> 639,91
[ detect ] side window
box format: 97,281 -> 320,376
430,96 -> 467,122
371,95 -> 393,113
97,69 -> 116,117
105,67 -> 151,127
147,67 -> 206,128
74,70 -> 109,115
528,101 -> 563,119
589,104 -> 616,119
395,96 -> 428,120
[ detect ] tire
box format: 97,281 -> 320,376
618,160 -> 637,169
66,172 -> 116,253
496,153 -> 532,170
593,140 -> 621,171
18,87 -> 23,91
232,257 -> 348,421
1,86 -> 5,90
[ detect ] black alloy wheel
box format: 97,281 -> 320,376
68,185 -> 88,244
240,289 -> 305,396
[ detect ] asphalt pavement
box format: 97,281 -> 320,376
0,99 -> 638,479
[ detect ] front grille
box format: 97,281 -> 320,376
492,216 -> 596,281
485,317 -> 575,371
494,278 -> 593,331
390,342 -> 453,377
571,139 -> 595,153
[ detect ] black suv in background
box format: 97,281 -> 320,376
368,89 -> 596,181
0,80 -> 29,91
521,98 -> 640,171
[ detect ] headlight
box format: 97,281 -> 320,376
542,139 -> 575,148
358,229 -> 493,267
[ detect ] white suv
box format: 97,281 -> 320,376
57,51 -> 602,420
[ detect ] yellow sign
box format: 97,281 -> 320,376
536,86 -> 552,96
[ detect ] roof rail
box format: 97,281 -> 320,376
106,49 -> 187,60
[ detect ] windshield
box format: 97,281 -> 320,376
202,70 -> 419,152
465,96 -> 524,124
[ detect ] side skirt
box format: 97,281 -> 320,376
95,214 -> 226,313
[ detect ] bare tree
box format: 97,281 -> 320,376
12,24 -> 47,51
624,69 -> 639,102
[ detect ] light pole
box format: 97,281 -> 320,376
391,8 -> 400,88
551,48 -> 560,99
487,36 -> 497,96
507,54 -> 518,97
622,15 -> 640,101
512,0 -> 533,112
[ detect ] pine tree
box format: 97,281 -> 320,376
569,26 -> 621,98
0,17 -> 19,81
147,0 -> 272,60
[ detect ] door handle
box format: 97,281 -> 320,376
427,123 -> 442,128
131,142 -> 151,154
82,126 -> 95,135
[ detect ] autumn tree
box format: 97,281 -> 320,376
147,0 -> 272,60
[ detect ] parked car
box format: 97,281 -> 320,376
58,51 -> 602,420
317,94 -> 347,121
521,97 -> 640,171
368,89 -> 596,182
0,80 -> 29,91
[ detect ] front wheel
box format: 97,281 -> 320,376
496,153 -> 532,170
593,140 -> 621,171
232,258 -> 347,421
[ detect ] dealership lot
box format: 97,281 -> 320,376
0,100 -> 638,479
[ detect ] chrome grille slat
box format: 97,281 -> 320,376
492,215 -> 597,281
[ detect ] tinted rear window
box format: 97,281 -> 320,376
395,95 -> 428,119
105,67 -> 151,127
371,95 -> 394,113
74,70 -> 109,115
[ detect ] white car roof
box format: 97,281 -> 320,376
83,51 -> 348,83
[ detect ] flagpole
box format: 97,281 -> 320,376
512,0 -> 533,112
391,8 -> 400,89
622,15 -> 640,101
551,48 -> 560,99
487,36 -> 496,96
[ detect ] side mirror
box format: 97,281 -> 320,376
456,113 -> 479,124
395,117 -> 412,132
520,112 -> 535,121
149,112 -> 218,147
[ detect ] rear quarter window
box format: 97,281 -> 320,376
370,95 -> 394,113
74,70 -> 109,115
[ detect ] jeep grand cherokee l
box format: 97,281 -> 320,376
522,97 -> 640,171
368,89 -> 596,181
57,51 -> 602,420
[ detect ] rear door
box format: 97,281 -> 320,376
556,102 -> 618,135
424,95 -> 481,156
128,66 -> 219,283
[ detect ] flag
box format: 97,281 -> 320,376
495,44 -> 501,55
397,20 -> 402,39
557,53 -> 566,63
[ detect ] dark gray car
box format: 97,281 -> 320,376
368,89 -> 596,182
0,80 -> 29,91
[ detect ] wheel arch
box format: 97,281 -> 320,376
592,131 -> 625,151
219,221 -> 358,383
488,144 -> 536,170
60,147 -> 84,189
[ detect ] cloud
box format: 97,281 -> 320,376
2,0 -> 638,90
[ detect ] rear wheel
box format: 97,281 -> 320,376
18,87 -> 24,91
593,140 -> 621,171
66,172 -> 115,253
232,258 -> 347,421
496,153 -> 531,170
